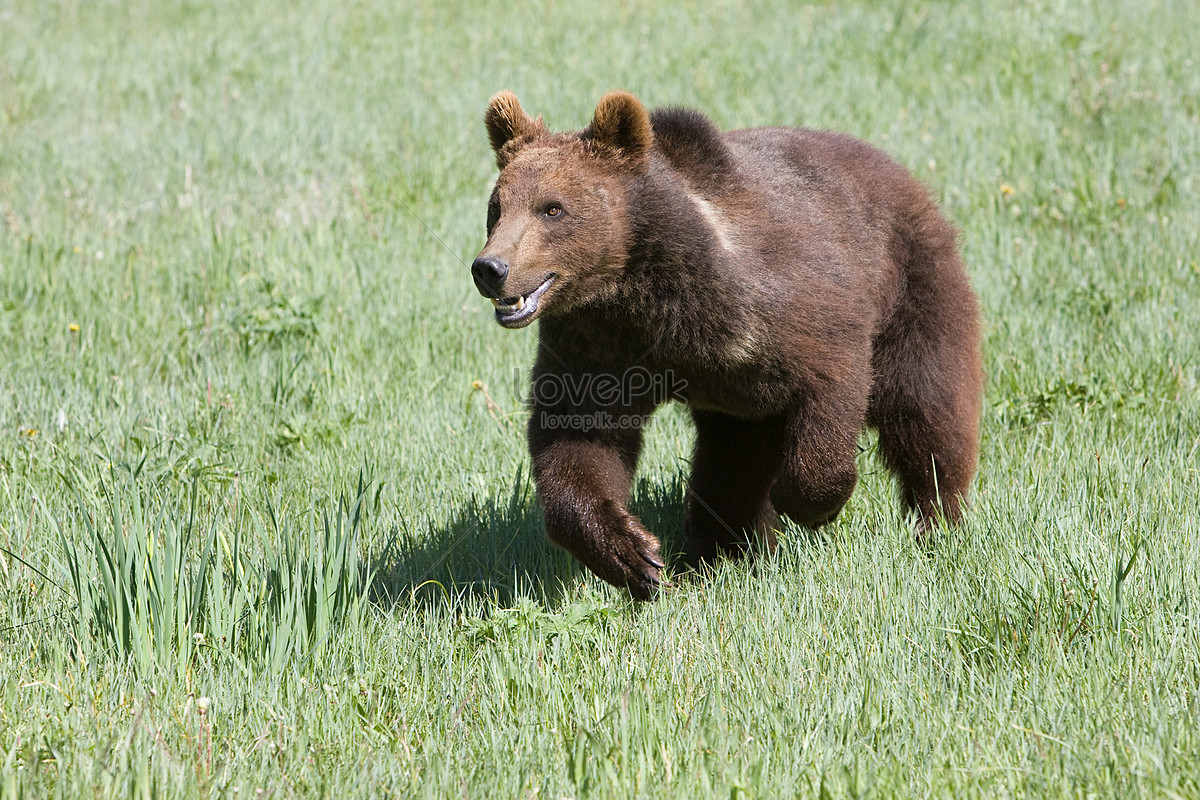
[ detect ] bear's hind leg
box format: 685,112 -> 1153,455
770,395 -> 865,529
683,411 -> 787,570
871,379 -> 980,530
869,277 -> 983,530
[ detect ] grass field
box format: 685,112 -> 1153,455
2,0 -> 1199,796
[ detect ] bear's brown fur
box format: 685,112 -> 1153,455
472,90 -> 983,599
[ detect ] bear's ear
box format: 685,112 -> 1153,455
485,91 -> 547,168
587,91 -> 653,159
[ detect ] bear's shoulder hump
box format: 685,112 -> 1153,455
649,106 -> 734,178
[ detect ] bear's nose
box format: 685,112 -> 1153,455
471,255 -> 509,297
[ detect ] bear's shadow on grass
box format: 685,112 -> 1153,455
371,471 -> 689,608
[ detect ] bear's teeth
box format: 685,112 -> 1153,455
491,296 -> 526,313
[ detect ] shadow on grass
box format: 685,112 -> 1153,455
370,469 -> 689,608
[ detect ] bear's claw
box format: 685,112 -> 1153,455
592,513 -> 666,600
609,524 -> 666,601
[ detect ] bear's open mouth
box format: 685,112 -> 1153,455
490,274 -> 556,328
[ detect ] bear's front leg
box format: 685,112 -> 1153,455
684,410 -> 787,569
528,412 -> 664,600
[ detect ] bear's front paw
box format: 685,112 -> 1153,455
553,507 -> 665,601
545,499 -> 667,600
602,516 -> 666,601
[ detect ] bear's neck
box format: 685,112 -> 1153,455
539,159 -> 755,372
625,160 -> 734,289
611,161 -> 746,347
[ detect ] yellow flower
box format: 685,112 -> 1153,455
1000,184 -> 1015,197
69,323 -> 80,332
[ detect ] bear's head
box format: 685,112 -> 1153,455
472,91 -> 653,328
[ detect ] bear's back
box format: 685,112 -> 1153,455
649,108 -> 921,241
724,126 -> 918,215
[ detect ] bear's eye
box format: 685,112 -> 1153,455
486,191 -> 501,235
542,203 -> 564,219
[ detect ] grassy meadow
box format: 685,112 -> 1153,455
2,0 -> 1199,796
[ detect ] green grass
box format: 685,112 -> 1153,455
2,0 -> 1199,796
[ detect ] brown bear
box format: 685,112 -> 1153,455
472,90 -> 983,600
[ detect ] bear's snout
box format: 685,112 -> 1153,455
471,255 -> 509,298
